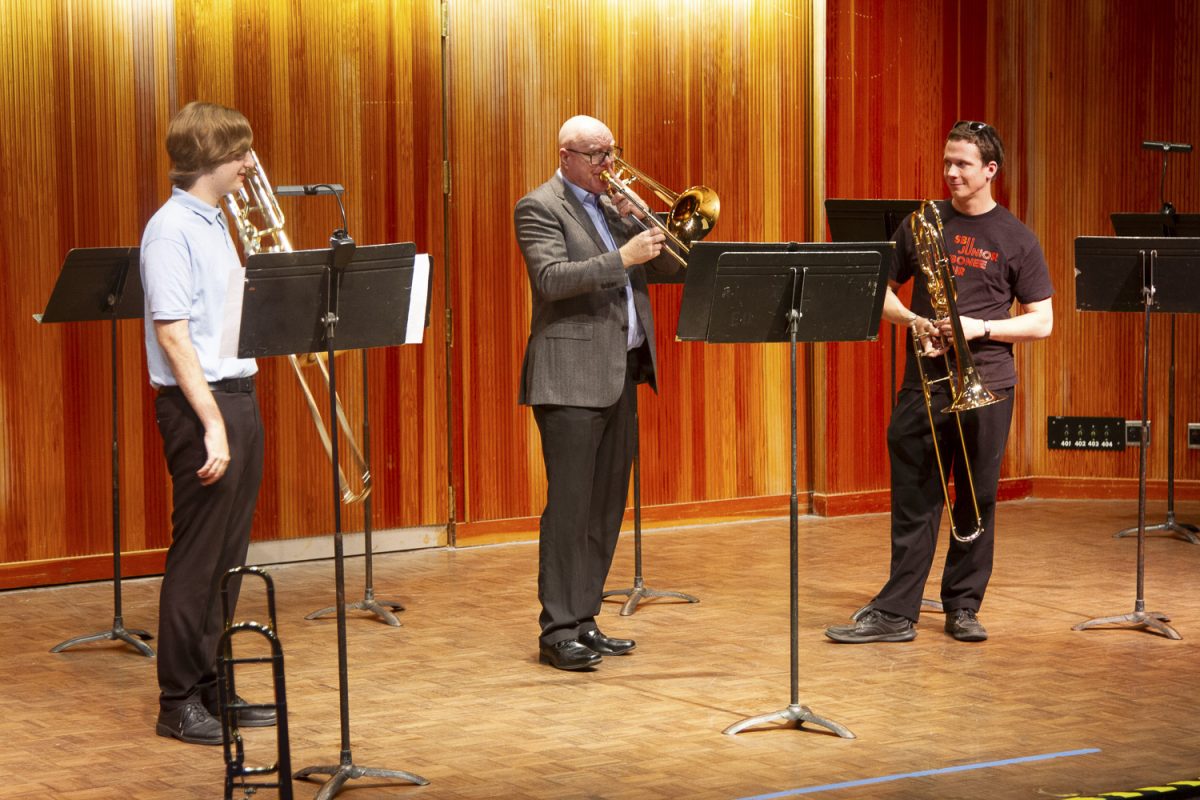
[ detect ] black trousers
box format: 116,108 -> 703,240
532,351 -> 644,646
872,385 -> 1014,623
155,387 -> 264,712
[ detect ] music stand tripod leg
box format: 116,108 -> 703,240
305,537 -> 404,628
1073,609 -> 1180,640
296,762 -> 430,799
602,392 -> 700,616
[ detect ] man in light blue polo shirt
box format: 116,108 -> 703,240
141,101 -> 274,744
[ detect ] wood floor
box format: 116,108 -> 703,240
4,498 -> 1200,800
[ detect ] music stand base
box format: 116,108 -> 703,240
723,703 -> 855,738
1073,609 -> 1181,640
1114,516 -> 1200,544
51,619 -> 154,657
306,589 -> 405,627
603,579 -> 699,617
295,761 -> 429,799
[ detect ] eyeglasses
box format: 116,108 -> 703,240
954,120 -> 992,134
565,146 -> 623,166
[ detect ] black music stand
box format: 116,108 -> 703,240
1108,213 -> 1200,544
39,247 -> 155,658
1073,236 -> 1200,639
679,241 -> 891,737
236,240 -> 429,796
602,260 -> 699,615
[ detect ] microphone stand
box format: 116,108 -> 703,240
602,390 -> 700,615
280,185 -> 409,624
1076,250 -> 1179,639
1114,142 -> 1198,544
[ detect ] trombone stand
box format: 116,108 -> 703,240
603,391 -> 699,615
1113,316 -> 1199,544
289,235 -> 427,796
1075,259 -> 1179,640
724,306 -> 853,738
306,350 -> 406,626
48,257 -> 153,657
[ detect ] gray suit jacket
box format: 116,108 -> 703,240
515,175 -> 679,407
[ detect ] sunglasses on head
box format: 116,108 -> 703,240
954,120 -> 992,133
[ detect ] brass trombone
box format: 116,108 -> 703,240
223,151 -> 371,504
601,155 -> 720,268
910,201 -> 1003,544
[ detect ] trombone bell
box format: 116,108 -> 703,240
602,155 -> 720,267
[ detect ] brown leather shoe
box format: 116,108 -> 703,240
156,701 -> 223,745
578,628 -> 636,655
539,639 -> 602,670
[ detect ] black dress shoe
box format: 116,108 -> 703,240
207,695 -> 278,728
825,609 -> 916,643
578,628 -> 636,656
539,639 -> 602,670
945,608 -> 988,642
156,701 -> 223,745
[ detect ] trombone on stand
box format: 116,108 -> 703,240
601,155 -> 715,614
225,158 -> 406,627
218,566 -> 293,800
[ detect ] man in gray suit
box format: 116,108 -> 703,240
516,115 -> 679,670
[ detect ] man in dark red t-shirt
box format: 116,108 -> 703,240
827,121 -> 1054,644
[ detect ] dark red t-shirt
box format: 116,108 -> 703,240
891,201 -> 1054,389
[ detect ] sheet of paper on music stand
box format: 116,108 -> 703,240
219,265 -> 247,358
405,253 -> 430,344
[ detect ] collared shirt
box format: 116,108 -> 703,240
559,172 -> 646,351
140,187 -> 257,387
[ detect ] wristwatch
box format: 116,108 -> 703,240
981,320 -> 992,340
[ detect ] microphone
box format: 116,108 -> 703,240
275,183 -> 345,197
1142,140 -> 1193,153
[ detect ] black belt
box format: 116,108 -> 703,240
158,376 -> 255,396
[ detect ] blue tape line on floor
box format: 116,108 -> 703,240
735,748 -> 1102,799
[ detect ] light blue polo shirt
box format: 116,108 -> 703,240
140,187 -> 257,387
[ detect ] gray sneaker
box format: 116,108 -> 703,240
825,609 -> 916,643
945,608 -> 988,641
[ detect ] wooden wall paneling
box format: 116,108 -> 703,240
172,0 -> 448,543
0,0 -> 174,572
448,0 -> 821,539
821,0 -> 988,506
997,0 -> 1200,490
